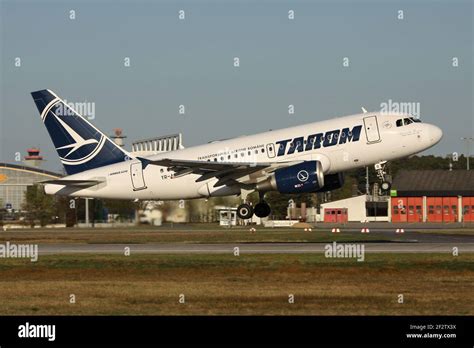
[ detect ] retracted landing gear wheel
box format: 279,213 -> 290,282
254,201 -> 271,218
237,203 -> 254,219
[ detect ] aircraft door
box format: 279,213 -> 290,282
130,162 -> 147,191
363,115 -> 381,143
266,143 -> 276,158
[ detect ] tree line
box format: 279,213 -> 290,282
7,154 -> 470,226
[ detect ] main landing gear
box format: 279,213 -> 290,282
236,203 -> 253,220
254,201 -> 271,218
375,160 -> 391,191
236,192 -> 272,219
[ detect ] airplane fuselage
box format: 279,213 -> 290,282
45,112 -> 442,200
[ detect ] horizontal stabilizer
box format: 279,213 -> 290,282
38,179 -> 104,187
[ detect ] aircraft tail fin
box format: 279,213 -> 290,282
31,89 -> 132,175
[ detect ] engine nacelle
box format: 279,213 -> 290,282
257,161 -> 325,194
316,173 -> 345,192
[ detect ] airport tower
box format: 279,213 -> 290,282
23,147 -> 44,168
110,128 -> 127,148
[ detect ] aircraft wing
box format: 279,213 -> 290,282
38,179 -> 104,187
138,157 -> 302,188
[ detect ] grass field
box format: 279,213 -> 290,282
0,227 -> 396,244
0,253 -> 473,315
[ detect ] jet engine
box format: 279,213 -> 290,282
317,172 -> 345,192
257,161 -> 325,194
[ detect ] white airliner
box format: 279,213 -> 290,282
32,89 -> 442,219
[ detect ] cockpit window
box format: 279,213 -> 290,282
397,117 -> 421,127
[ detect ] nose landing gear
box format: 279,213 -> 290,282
380,181 -> 391,191
375,160 -> 392,191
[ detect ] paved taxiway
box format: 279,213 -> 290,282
38,242 -> 474,255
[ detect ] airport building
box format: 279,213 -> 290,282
319,170 -> 474,223
0,162 -> 62,212
320,195 -> 389,222
390,170 -> 474,223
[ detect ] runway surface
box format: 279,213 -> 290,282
37,242 -> 474,255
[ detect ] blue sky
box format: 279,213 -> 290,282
1,0 -> 472,172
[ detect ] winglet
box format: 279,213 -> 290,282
361,107 -> 368,113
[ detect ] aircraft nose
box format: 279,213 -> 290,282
428,124 -> 443,145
